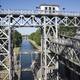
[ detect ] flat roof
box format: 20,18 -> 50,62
39,4 -> 60,7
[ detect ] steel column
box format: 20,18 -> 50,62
43,16 -> 47,80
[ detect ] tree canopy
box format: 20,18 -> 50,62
58,26 -> 76,37
13,30 -> 22,47
29,29 -> 41,46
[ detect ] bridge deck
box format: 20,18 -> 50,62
0,9 -> 80,17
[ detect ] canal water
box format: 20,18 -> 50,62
20,39 -> 38,80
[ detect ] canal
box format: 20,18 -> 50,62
20,39 -> 38,80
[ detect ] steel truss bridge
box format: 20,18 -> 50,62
0,9 -> 80,80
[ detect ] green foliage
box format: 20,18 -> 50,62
29,29 -> 41,46
58,26 -> 76,37
29,26 -> 76,46
13,30 -> 22,47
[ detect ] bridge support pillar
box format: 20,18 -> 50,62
0,26 -> 14,80
8,27 -> 14,80
41,16 -> 59,80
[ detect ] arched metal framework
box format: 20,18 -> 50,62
0,10 -> 80,80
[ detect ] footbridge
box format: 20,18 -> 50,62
0,9 -> 80,80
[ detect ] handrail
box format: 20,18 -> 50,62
0,9 -> 80,16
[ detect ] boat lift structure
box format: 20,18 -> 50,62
0,4 -> 80,80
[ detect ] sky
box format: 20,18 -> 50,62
1,0 -> 80,35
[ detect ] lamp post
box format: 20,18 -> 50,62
63,8 -> 65,12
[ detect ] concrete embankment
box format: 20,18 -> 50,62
14,47 -> 20,56
28,39 -> 42,80
14,47 -> 21,80
28,39 -> 41,52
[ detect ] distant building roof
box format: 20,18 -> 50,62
39,4 -> 60,7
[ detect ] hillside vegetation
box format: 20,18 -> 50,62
13,30 -> 22,47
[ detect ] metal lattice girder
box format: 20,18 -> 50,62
40,16 -> 59,80
0,14 -> 43,27
0,9 -> 80,80
58,16 -> 80,27
0,10 -> 80,27
0,27 -> 9,80
0,26 -> 14,80
50,35 -> 80,75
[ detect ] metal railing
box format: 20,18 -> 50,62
0,9 -> 80,16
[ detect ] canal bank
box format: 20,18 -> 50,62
28,39 -> 41,52
14,47 -> 21,80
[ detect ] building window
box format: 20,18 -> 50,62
53,7 -> 55,13
49,7 -> 51,13
45,7 -> 47,10
45,7 -> 47,13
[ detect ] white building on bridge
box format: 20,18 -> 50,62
39,4 -> 60,13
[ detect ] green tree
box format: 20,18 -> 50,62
13,30 -> 22,47
58,26 -> 76,37
29,29 -> 41,46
